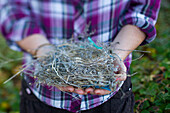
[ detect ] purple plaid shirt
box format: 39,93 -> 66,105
0,0 -> 160,112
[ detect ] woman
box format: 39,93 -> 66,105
0,0 -> 160,113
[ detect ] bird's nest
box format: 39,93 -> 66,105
24,38 -> 125,91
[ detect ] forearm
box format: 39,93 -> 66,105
16,34 -> 50,55
113,25 -> 146,61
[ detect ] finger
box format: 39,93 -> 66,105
56,86 -> 64,91
85,87 -> 94,95
57,86 -> 74,92
118,66 -> 127,81
118,75 -> 127,81
94,89 -> 111,95
74,88 -> 85,95
65,86 -> 75,92
115,74 -> 127,81
119,62 -> 127,73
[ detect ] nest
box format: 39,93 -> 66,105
26,38 -> 125,91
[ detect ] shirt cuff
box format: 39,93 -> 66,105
6,18 -> 46,51
119,13 -> 157,45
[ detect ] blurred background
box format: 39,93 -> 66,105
0,1 -> 169,113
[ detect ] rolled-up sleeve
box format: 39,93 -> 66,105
0,0 -> 46,51
119,0 -> 161,45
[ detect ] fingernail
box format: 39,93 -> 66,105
87,91 -> 91,94
116,78 -> 119,81
96,93 -> 100,95
95,91 -> 100,95
68,89 -> 72,92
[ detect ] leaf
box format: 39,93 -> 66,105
165,87 -> 170,93
0,102 -> 10,109
165,72 -> 170,79
139,89 -> 147,95
146,48 -> 156,57
150,97 -> 155,102
142,100 -> 150,109
141,110 -> 150,113
147,83 -> 159,96
165,104 -> 170,110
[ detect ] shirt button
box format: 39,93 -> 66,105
26,88 -> 31,94
19,91 -> 22,96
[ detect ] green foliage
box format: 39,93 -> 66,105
131,1 -> 170,113
0,35 -> 22,112
0,1 -> 169,113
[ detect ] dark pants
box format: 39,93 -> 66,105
20,77 -> 134,113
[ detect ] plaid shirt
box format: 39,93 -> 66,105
0,0 -> 160,112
